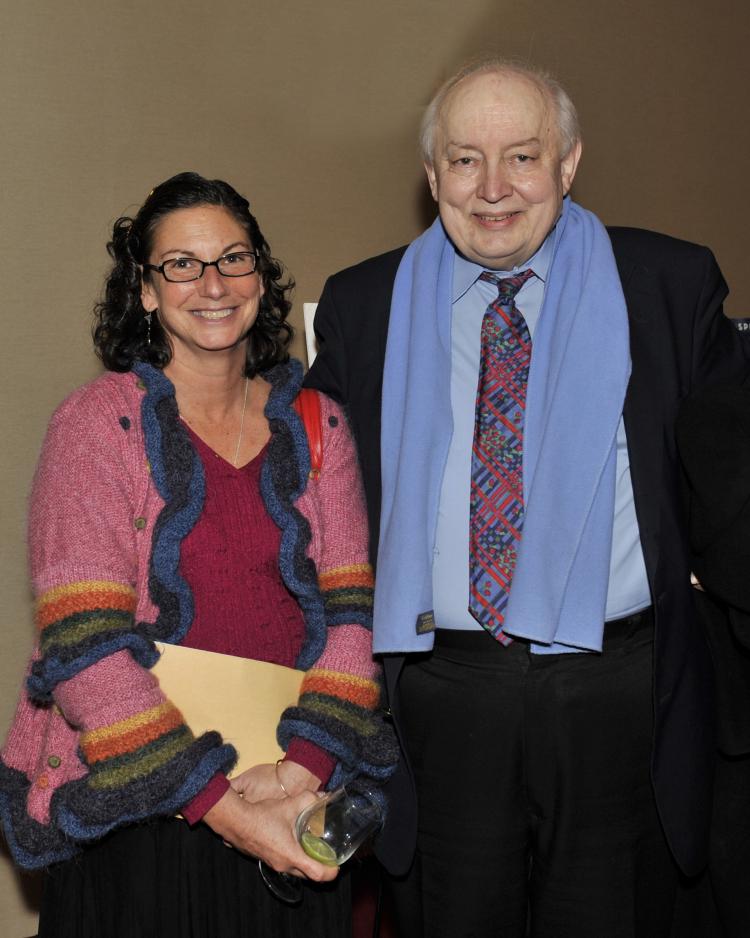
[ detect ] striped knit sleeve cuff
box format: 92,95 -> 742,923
27,581 -> 158,701
79,699 -> 193,784
55,722 -> 236,845
318,564 -> 374,628
0,726 -> 236,870
277,669 -> 398,787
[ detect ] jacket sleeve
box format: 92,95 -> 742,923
277,394 -> 398,788
677,385 -> 750,618
687,246 -> 747,392
304,276 -> 348,405
12,384 -> 234,856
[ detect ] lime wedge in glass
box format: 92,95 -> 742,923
300,831 -> 338,866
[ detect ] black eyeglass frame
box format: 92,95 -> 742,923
143,251 -> 259,283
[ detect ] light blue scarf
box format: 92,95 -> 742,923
373,199 -> 631,655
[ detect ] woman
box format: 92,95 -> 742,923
0,172 -> 396,937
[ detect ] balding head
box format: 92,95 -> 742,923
421,57 -> 581,165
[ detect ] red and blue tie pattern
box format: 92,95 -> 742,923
469,269 -> 535,643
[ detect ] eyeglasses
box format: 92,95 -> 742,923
144,251 -> 258,283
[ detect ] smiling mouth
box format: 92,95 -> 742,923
191,308 -> 235,320
475,211 -> 521,223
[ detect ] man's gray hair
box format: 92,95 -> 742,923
420,56 -> 581,164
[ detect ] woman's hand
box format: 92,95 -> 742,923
229,760 -> 322,802
203,787 -> 338,881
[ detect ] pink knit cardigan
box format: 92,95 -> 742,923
0,364 -> 391,869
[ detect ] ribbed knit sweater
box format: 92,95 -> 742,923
179,432 -> 308,665
0,360 -> 397,870
179,428 -> 334,821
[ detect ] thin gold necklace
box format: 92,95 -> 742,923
233,377 -> 250,467
179,377 -> 249,467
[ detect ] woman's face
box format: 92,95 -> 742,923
140,204 -> 264,368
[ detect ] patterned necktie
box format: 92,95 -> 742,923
469,268 -> 535,643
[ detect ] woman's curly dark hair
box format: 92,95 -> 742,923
93,172 -> 294,376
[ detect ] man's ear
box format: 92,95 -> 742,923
424,161 -> 439,202
560,139 -> 583,196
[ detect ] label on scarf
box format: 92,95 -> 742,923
415,610 -> 435,635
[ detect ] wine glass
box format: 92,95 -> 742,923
259,785 -> 384,904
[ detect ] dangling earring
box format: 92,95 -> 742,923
145,311 -> 153,346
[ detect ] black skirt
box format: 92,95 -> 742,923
38,818 -> 351,938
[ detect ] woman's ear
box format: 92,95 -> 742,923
141,275 -> 159,313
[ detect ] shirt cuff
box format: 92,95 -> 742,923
284,738 -> 337,788
181,772 -> 230,825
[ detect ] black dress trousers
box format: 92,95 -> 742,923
389,611 -> 678,938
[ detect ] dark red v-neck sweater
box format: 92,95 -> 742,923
180,428 -> 335,821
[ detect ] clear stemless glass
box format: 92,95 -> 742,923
258,785 -> 384,904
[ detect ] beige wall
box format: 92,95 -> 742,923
1,1 -> 747,933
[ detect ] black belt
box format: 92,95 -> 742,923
434,605 -> 654,651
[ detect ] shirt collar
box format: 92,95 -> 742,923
451,223 -> 557,303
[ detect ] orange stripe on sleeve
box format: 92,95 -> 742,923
301,670 -> 380,709
82,705 -> 185,764
37,582 -> 136,630
318,564 -> 374,592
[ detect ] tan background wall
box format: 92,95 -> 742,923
1,1 -> 747,933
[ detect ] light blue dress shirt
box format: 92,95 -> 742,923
432,235 -> 651,635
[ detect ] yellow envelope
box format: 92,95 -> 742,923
153,642 -> 304,769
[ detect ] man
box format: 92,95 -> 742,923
306,58 -> 745,938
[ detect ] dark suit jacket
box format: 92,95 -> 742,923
677,375 -> 750,756
305,226 -> 746,877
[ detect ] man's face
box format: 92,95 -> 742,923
425,71 -> 581,270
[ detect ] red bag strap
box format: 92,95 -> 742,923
294,388 -> 323,480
